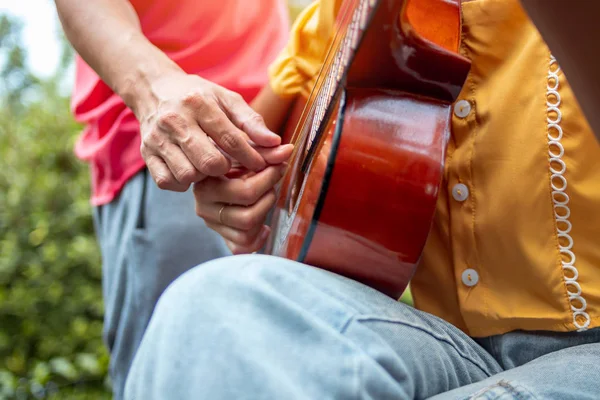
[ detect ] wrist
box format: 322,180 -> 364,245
117,46 -> 183,119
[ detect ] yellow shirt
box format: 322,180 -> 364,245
268,0 -> 600,337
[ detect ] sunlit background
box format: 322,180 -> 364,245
0,0 -> 63,79
0,1 -> 311,399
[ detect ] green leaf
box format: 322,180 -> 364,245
75,353 -> 101,376
49,358 -> 78,381
0,369 -> 16,398
32,362 -> 51,385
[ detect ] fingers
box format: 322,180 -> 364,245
225,143 -> 293,174
217,89 -> 282,148
197,187 -> 275,254
220,226 -> 271,255
152,110 -> 231,177
195,165 -> 286,206
145,155 -> 189,192
177,127 -> 232,177
139,74 -> 289,193
197,189 -> 277,230
159,143 -> 206,185
205,221 -> 264,249
255,143 -> 294,165
142,115 -> 229,191
185,93 -> 268,172
194,162 -> 282,253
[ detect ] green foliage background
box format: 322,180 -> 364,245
0,14 -> 110,400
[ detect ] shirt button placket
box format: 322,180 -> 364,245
454,99 -> 472,119
449,97 -> 481,325
452,183 -> 469,202
462,268 -> 479,287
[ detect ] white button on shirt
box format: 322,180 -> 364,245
454,100 -> 471,118
452,183 -> 469,202
462,269 -> 479,287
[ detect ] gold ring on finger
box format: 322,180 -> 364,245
218,204 -> 227,224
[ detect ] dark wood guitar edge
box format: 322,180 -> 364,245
297,90 -> 348,263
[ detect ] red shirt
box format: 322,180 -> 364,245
71,0 -> 290,205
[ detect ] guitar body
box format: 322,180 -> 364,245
265,0 -> 471,298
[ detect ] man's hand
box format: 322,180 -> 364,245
194,144 -> 293,254
55,0 -> 283,191
138,72 -> 282,191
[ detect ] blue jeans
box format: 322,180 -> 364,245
93,169 -> 231,399
124,254 -> 600,399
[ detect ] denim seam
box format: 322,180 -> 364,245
352,315 -> 496,378
336,315 -> 370,400
480,380 -> 535,400
339,316 -> 398,400
501,382 -> 532,400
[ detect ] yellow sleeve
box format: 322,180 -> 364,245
268,0 -> 342,98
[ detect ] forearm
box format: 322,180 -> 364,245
54,0 -> 182,117
521,0 -> 600,140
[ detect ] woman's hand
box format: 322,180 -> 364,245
193,144 -> 293,254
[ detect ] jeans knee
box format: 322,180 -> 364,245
157,254 -> 300,308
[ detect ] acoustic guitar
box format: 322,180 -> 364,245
264,0 -> 471,298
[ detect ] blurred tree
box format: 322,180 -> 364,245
0,13 -> 109,400
0,15 -> 40,114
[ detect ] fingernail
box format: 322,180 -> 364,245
265,126 -> 278,135
278,164 -> 287,176
258,125 -> 277,136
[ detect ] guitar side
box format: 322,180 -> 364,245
277,89 -> 451,298
266,0 -> 470,298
